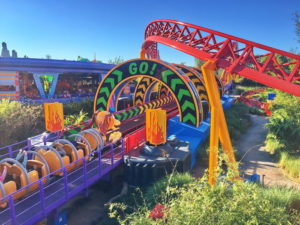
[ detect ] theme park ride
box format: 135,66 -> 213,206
0,19 -> 300,224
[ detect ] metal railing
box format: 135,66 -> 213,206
0,139 -> 124,225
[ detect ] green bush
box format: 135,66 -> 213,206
265,91 -> 300,152
265,133 -> 285,155
113,176 -> 300,225
225,103 -> 252,140
279,152 -> 300,179
0,99 -> 93,148
64,110 -> 88,126
263,90 -> 300,180
0,100 -> 44,147
143,173 -> 195,208
63,100 -> 94,117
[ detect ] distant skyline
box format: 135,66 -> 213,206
0,0 -> 299,66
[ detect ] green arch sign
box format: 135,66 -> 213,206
94,59 -> 201,126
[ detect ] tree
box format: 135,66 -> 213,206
46,54 -> 51,59
294,12 -> 300,43
194,57 -> 205,68
107,56 -> 124,65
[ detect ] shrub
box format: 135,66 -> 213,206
265,133 -> 285,155
64,110 -> 88,126
113,177 -> 300,225
279,152 -> 300,179
63,100 -> 94,117
143,173 -> 195,208
0,100 -> 44,147
265,90 -> 300,152
264,90 -> 300,180
225,103 -> 252,140
0,99 -> 93,148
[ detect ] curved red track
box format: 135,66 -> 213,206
143,19 -> 300,96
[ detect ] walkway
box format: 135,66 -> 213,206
236,115 -> 300,189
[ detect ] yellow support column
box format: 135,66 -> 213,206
201,61 -> 237,185
139,48 -> 146,59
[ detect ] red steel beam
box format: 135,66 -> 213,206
143,19 -> 300,97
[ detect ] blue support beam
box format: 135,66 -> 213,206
48,74 -> 59,99
33,73 -> 46,99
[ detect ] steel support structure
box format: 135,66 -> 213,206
140,19 -> 300,185
143,19 -> 300,97
201,61 -> 237,185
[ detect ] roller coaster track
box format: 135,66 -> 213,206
143,19 -> 300,96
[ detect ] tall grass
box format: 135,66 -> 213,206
279,152 -> 300,179
0,99 -> 44,147
109,172 -> 300,225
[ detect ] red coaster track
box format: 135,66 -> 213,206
143,19 -> 300,97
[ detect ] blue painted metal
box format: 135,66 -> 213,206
0,57 -> 115,73
48,74 -> 59,99
32,73 -> 59,99
247,174 -> 261,183
19,96 -> 94,104
221,95 -> 235,110
167,96 -> 235,168
168,116 -> 210,168
267,93 -> 276,100
33,73 -> 46,99
54,210 -> 67,225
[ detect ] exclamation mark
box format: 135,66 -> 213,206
150,63 -> 157,75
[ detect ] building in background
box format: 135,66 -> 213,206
0,57 -> 115,103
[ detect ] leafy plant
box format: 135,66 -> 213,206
64,110 -> 88,126
63,100 -> 93,117
110,172 -> 300,225
224,103 -> 252,140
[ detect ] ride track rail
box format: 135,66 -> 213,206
143,19 -> 300,97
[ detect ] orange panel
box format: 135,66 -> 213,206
146,108 -> 167,145
44,102 -> 64,132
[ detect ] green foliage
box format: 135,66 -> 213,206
143,173 -> 195,208
63,100 -> 93,117
238,78 -> 265,87
110,173 -> 300,225
0,99 -> 93,148
265,90 -> 300,152
265,133 -> 285,155
0,99 -> 44,147
264,90 -> 300,180
294,12 -> 300,43
279,152 -> 300,179
225,103 -> 252,140
64,110 -> 88,126
194,58 -> 205,67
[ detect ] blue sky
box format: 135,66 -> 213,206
0,0 -> 299,66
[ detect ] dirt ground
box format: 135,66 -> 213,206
235,115 -> 300,189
